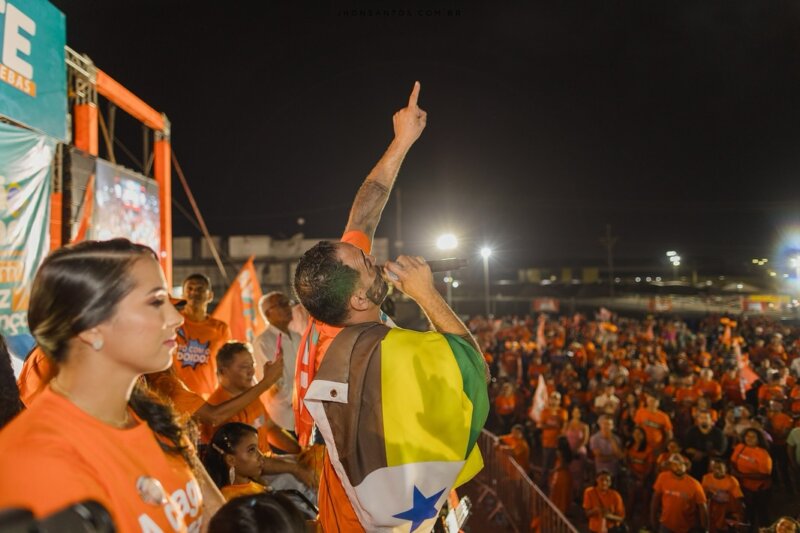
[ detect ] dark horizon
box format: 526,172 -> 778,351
50,1 -> 800,274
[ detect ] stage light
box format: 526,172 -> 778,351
436,233 -> 458,250
666,251 -> 677,257
480,247 -> 492,259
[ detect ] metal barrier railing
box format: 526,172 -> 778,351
473,429 -> 579,533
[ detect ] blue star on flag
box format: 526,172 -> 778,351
392,485 -> 446,532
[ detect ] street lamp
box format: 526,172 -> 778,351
790,255 -> 800,281
437,233 -> 458,306
667,251 -> 681,280
480,247 -> 492,317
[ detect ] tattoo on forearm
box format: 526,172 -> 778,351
348,180 -> 391,235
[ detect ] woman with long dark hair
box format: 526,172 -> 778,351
0,239 -> 223,531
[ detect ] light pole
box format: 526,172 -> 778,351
667,251 -> 681,280
790,255 -> 800,281
481,247 -> 492,317
436,233 -> 458,306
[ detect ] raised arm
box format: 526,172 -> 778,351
345,82 -> 427,240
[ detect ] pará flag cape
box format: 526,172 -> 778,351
304,323 -> 489,532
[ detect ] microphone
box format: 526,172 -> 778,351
426,258 -> 468,272
383,257 -> 468,281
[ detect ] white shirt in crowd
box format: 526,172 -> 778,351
253,324 -> 300,432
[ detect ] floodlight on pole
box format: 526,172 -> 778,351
436,233 -> 458,251
436,233 -> 458,306
666,251 -> 677,257
480,246 -> 492,317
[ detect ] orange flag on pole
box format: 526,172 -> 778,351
211,256 -> 266,343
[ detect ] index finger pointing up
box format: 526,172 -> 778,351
408,81 -> 420,107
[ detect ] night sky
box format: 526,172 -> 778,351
50,1 -> 800,271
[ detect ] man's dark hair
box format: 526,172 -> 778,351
217,341 -> 252,371
183,273 -> 211,288
293,241 -> 359,326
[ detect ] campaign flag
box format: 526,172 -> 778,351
0,122 -> 55,364
529,374 -> 548,423
304,323 -> 489,532
211,256 -> 265,343
733,341 -> 759,394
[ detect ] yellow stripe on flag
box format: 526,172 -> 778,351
381,330 -> 474,467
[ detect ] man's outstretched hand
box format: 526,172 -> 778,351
393,81 -> 427,147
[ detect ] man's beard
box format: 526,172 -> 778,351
365,267 -> 389,307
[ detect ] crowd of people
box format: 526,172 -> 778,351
0,81 -> 492,533
479,311 -> 800,532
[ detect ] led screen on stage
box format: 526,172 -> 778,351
91,160 -> 160,253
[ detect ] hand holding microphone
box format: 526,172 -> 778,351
383,256 -> 467,303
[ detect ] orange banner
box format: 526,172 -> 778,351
211,256 -> 265,343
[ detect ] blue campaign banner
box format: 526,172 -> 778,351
0,121 -> 55,364
0,0 -> 66,141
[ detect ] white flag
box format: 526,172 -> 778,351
529,374 -> 548,423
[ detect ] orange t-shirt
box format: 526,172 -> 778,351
653,470 -> 708,533
173,315 -> 231,399
221,481 -> 266,501
634,407 -> 672,449
495,394 -> 516,416
695,380 -> 722,402
731,444 -> 772,491
0,388 -> 203,532
702,473 -> 743,532
582,486 -> 625,533
500,434 -> 531,469
147,370 -> 206,418
627,446 -> 654,479
675,387 -> 700,406
16,347 -> 56,406
758,384 -> 785,405
539,407 -> 568,449
768,412 -> 794,445
203,387 -> 270,451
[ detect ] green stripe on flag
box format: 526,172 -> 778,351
443,334 -> 489,457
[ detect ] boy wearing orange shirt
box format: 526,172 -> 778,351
702,458 -> 744,533
174,274 -> 231,399
583,470 -> 625,533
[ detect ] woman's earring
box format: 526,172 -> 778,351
229,466 -> 236,485
92,339 -> 104,351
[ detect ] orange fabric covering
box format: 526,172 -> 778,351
221,481 -> 266,501
147,370 -> 206,418
318,455 -> 365,533
0,388 -> 202,532
16,347 -> 55,406
203,387 -> 270,451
